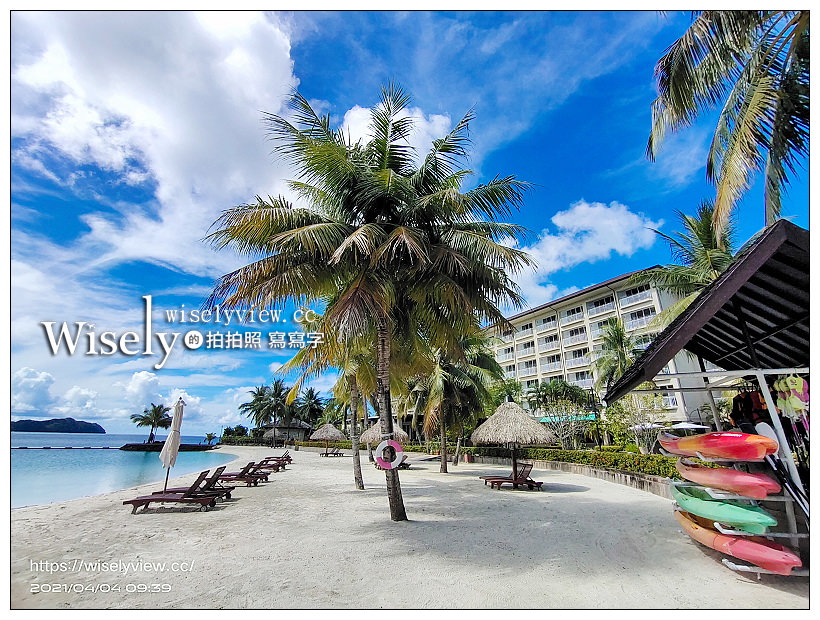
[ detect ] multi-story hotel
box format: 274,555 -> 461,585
489,269 -> 710,423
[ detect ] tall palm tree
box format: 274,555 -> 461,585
294,387 -> 326,427
592,318 -> 641,392
647,10 -> 809,242
527,378 -> 589,410
631,202 -> 736,327
207,85 -> 532,521
413,327 -> 503,473
130,403 -> 172,443
238,386 -> 274,428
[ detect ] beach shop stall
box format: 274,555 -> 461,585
603,219 -> 809,577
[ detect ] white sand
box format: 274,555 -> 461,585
11,446 -> 809,609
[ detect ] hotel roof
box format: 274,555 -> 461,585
503,266 -> 661,323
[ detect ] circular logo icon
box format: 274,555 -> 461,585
183,330 -> 204,349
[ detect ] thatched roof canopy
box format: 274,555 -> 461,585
359,423 -> 409,445
309,423 -> 346,442
471,401 -> 554,446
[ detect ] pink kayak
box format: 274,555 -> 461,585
674,510 -> 802,576
659,431 -> 778,461
675,459 -> 781,500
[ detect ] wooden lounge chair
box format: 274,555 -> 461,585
479,463 -> 530,485
218,462 -> 266,486
320,446 -> 341,457
124,471 -> 217,514
487,464 -> 543,490
256,457 -> 287,472
153,466 -> 235,500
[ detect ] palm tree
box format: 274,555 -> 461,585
527,379 -> 590,449
526,378 -> 588,410
294,387 -> 326,426
647,11 -> 809,242
238,386 -> 274,428
413,328 -> 503,473
130,403 -> 172,443
631,202 -> 736,327
204,433 -> 218,445
592,318 -> 641,392
206,85 -> 532,521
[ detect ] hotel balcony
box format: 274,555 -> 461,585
536,320 -> 558,333
496,352 -> 514,363
562,332 -> 588,346
587,300 -> 616,318
561,312 -> 585,325
624,316 -> 654,331
499,332 -> 514,343
504,370 -> 516,380
619,289 -> 653,307
565,355 -> 590,369
538,340 -> 560,353
516,327 -> 534,338
516,346 -> 536,358
570,378 -> 594,389
539,360 -> 562,372
518,366 -> 538,378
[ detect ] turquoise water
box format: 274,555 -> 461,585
11,433 -> 237,508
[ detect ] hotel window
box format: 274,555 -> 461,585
565,306 -> 584,321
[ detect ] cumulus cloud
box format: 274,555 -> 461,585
121,371 -> 163,408
511,200 -> 661,307
11,367 -> 57,413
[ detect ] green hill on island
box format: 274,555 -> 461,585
11,417 -> 106,434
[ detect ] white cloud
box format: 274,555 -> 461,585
511,200 -> 661,307
121,371 -> 163,408
11,367 -> 57,413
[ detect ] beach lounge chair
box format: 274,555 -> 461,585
218,462 -> 266,486
152,466 -> 235,500
487,464 -> 543,490
479,463 -> 530,485
320,446 -> 342,457
123,471 -> 217,514
256,457 -> 287,471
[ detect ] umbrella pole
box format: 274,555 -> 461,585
511,445 -> 517,477
163,467 -> 170,492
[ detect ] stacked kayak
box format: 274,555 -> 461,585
670,483 -> 777,535
666,430 -> 802,575
673,510 -> 802,576
675,458 -> 781,500
659,431 -> 778,461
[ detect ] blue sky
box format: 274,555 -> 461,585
10,10 -> 810,435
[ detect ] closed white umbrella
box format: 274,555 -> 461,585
670,422 -> 710,430
159,398 -> 185,491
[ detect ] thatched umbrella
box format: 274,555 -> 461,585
359,423 -> 409,446
471,401 -> 554,476
310,423 -> 347,456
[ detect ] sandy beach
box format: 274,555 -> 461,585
10,446 -> 809,609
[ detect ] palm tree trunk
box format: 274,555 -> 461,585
375,313 -> 407,521
451,433 -> 462,466
347,375 -> 365,490
439,418 -> 448,473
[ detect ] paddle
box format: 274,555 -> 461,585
753,422 -> 809,518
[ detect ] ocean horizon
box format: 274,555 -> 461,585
11,432 -> 236,508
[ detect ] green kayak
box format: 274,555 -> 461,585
670,483 -> 777,535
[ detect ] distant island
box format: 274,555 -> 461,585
11,417 -> 106,434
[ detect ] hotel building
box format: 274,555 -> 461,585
489,269 -> 711,423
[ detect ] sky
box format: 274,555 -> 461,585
9,10 -> 810,436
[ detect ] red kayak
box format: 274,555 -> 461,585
659,431 -> 778,461
675,459 -> 781,500
674,510 -> 802,576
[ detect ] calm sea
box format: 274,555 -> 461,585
11,432 -> 237,508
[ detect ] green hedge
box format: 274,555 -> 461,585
473,445 -> 680,478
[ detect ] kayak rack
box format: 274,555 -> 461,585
721,559 -> 809,579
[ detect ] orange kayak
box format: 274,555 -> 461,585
659,431 -> 778,461
675,459 -> 781,500
674,510 -> 802,576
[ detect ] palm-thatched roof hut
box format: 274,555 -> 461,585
359,423 -> 409,446
471,401 -> 554,475
309,423 -> 347,455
